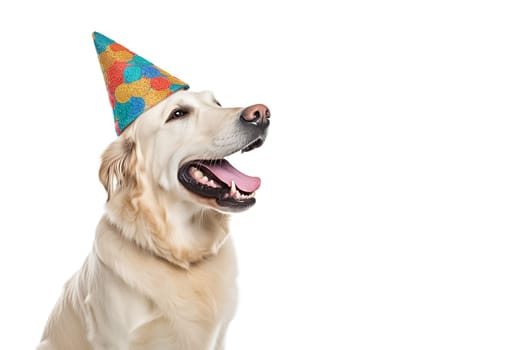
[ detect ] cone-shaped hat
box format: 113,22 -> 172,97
93,32 -> 189,135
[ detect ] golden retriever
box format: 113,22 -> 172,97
37,90 -> 270,350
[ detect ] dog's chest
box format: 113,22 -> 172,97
88,239 -> 238,349
129,269 -> 237,349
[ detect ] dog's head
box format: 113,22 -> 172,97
99,90 -> 269,214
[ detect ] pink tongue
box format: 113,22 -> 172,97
201,160 -> 261,193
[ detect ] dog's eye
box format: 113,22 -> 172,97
166,109 -> 188,122
214,100 -> 222,107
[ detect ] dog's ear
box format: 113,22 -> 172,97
99,136 -> 138,201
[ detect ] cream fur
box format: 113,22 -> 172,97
37,90 -> 262,350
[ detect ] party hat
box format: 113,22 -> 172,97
93,32 -> 189,135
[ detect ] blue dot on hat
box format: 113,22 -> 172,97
127,97 -> 145,119
142,66 -> 161,78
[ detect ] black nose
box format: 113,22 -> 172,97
240,104 -> 270,130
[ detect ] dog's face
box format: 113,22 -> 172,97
129,90 -> 269,213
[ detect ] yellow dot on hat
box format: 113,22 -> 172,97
115,84 -> 133,103
98,51 -> 115,71
112,49 -> 134,62
127,78 -> 150,97
144,89 -> 170,108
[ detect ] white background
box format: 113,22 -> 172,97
0,0 -> 524,349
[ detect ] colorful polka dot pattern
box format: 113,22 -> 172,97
93,32 -> 189,135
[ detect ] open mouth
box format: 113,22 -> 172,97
178,137 -> 265,210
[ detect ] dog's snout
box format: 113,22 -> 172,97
240,104 -> 270,129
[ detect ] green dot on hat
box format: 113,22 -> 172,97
93,32 -> 115,54
123,66 -> 142,83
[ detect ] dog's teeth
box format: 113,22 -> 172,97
230,181 -> 236,196
202,176 -> 209,182
194,169 -> 203,178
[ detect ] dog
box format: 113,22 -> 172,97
37,89 -> 270,349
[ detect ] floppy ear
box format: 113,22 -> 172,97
99,136 -> 138,201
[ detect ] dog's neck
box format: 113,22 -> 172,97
164,199 -> 231,263
104,190 -> 230,270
